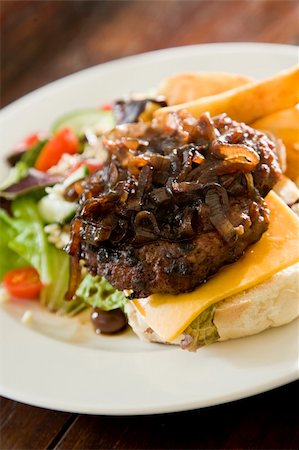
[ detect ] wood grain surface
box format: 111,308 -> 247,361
1,1 -> 298,449
1,0 -> 299,107
1,381 -> 298,449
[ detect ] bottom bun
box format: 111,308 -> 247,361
125,263 -> 299,349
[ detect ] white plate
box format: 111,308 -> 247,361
0,43 -> 298,415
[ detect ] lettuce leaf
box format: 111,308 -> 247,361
76,274 -> 127,311
182,305 -> 220,351
0,197 -> 84,315
40,244 -> 85,316
0,209 -> 27,279
9,196 -> 52,284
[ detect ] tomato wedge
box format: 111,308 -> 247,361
24,132 -> 40,148
35,127 -> 79,172
69,160 -> 103,175
14,132 -> 40,152
3,268 -> 43,299
101,102 -> 112,111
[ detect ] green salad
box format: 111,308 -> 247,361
0,99 -> 222,347
0,107 -> 127,325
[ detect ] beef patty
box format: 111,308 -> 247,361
66,111 -> 282,298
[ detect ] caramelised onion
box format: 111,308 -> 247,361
172,181 -> 204,193
211,141 -> 259,161
134,227 -> 157,243
123,165 -> 153,211
177,207 -> 195,238
66,217 -> 82,256
244,172 -> 255,197
80,193 -> 119,217
168,154 -> 181,177
122,138 -> 148,151
186,160 -> 219,183
148,154 -> 171,171
133,210 -> 162,243
109,162 -> 119,186
205,186 -> 237,243
136,165 -> 153,199
127,153 -> 173,178
82,217 -> 114,245
149,187 -> 172,205
67,111 -> 275,256
126,196 -> 142,212
114,181 -> 130,203
152,170 -> 169,185
211,141 -> 260,174
198,113 -> 220,141
177,147 -> 195,181
185,165 -> 203,182
216,160 -> 257,176
205,182 -> 230,212
192,151 -> 205,165
110,219 -> 129,244
134,210 -> 160,235
65,255 -> 82,300
103,123 -> 149,154
65,216 -> 83,300
127,155 -> 150,175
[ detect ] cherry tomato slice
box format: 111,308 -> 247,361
69,160 -> 103,175
4,267 -> 43,299
15,132 -> 40,152
35,127 -> 79,172
101,102 -> 112,111
24,132 -> 40,148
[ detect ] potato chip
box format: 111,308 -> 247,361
157,72 -> 252,105
252,106 -> 299,180
155,66 -> 299,125
273,174 -> 299,206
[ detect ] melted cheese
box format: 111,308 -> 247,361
133,192 -> 299,342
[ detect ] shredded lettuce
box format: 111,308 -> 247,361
76,274 -> 127,311
182,305 -> 220,350
0,196 -> 84,315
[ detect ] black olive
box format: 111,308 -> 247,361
90,307 -> 127,334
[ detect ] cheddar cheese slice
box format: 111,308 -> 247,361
133,191 -> 299,342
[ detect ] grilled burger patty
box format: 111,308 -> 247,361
66,111 -> 282,298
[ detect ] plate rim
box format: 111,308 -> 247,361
1,369 -> 297,416
0,42 -> 298,415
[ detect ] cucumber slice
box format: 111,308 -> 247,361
38,195 -> 77,224
63,165 -> 90,188
52,109 -> 115,136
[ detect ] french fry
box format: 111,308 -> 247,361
252,106 -> 299,181
155,66 -> 299,124
273,174 -> 299,206
157,72 -> 252,105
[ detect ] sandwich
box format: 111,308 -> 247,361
66,101 -> 299,350
1,65 -> 298,350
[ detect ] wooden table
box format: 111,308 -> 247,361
1,1 -> 298,449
